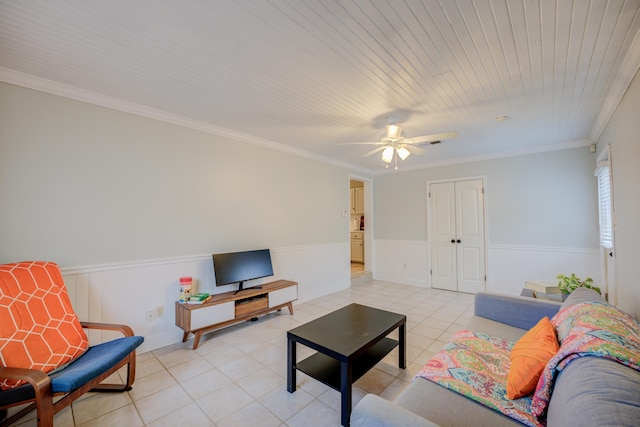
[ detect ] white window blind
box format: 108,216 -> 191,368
595,162 -> 613,249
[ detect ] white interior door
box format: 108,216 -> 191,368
430,179 -> 486,293
455,180 -> 485,293
430,182 -> 457,291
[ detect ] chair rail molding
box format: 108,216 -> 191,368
60,243 -> 349,353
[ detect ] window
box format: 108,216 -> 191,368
595,147 -> 613,249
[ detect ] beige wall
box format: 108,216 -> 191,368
374,147 -> 599,248
596,69 -> 640,319
0,82 -> 355,267
3,75 -> 636,318
0,81 -> 364,351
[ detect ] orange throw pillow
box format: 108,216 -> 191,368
0,261 -> 89,390
506,316 -> 559,399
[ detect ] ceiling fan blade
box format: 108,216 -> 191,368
404,144 -> 426,155
337,141 -> 386,145
408,131 -> 459,144
361,146 -> 386,157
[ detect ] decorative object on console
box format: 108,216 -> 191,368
188,293 -> 212,304
179,276 -> 192,302
190,292 -> 210,301
525,281 -> 561,294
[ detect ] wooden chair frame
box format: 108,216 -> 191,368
0,322 -> 138,427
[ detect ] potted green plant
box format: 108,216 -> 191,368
556,273 -> 601,295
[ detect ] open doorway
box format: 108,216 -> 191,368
349,177 -> 372,282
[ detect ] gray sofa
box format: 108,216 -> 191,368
351,288 -> 640,427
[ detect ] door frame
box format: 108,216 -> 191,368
426,176 -> 488,290
596,144 -> 616,304
349,174 -> 373,275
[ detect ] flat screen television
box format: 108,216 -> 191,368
212,249 -> 274,293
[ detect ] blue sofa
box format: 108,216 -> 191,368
351,289 -> 640,427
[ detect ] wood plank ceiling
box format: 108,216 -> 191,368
1,0 -> 639,172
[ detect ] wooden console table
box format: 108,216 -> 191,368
175,279 -> 297,349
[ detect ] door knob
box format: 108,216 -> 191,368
451,239 -> 455,243
456,239 -> 461,244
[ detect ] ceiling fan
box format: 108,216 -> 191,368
341,117 -> 458,169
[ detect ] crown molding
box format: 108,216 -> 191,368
372,138 -> 593,174
0,64 -> 627,177
0,67 -> 372,175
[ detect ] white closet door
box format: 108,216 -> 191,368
430,182 -> 457,291
455,180 -> 485,293
430,179 -> 485,293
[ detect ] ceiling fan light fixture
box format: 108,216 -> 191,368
381,146 -> 394,163
386,124 -> 402,139
397,146 -> 410,160
342,118 -> 458,169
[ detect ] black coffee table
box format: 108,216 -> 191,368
287,303 -> 406,426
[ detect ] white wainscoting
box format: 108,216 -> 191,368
61,243 -> 350,353
487,244 -> 600,295
373,240 -> 600,295
373,240 -> 430,287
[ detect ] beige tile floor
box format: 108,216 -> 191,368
11,280 -> 475,427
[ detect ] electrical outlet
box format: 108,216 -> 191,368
155,305 -> 164,318
146,310 -> 155,322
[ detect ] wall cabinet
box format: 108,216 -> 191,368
350,187 -> 364,214
351,231 -> 364,263
175,280 -> 297,349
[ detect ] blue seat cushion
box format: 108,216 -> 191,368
0,336 -> 143,405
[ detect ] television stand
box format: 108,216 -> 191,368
175,280 -> 297,349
